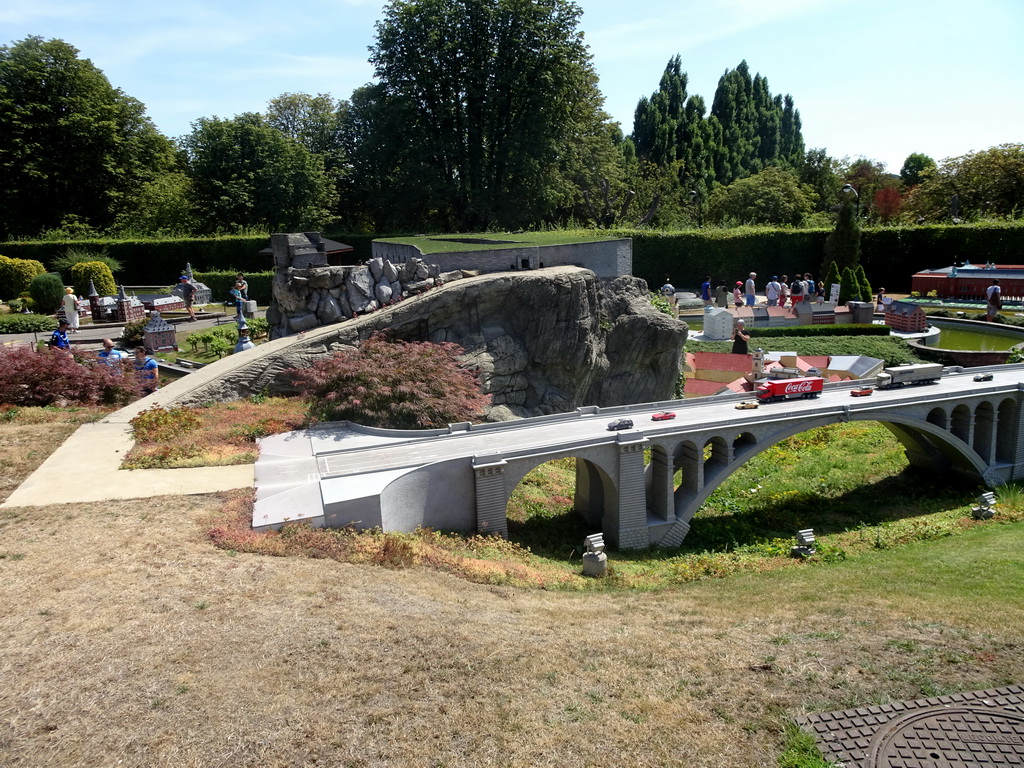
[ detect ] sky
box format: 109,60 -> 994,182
3,0 -> 1022,174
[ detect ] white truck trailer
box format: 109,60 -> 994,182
875,363 -> 944,389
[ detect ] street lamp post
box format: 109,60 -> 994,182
841,183 -> 860,218
689,190 -> 703,228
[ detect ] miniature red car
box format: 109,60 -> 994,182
850,387 -> 874,397
651,411 -> 676,421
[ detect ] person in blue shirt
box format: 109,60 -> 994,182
230,283 -> 245,324
701,275 -> 712,306
48,320 -> 71,350
133,347 -> 159,394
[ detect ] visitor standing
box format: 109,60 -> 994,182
230,283 -> 245,324
986,279 -> 1001,321
61,288 -> 80,333
48,320 -> 71,350
780,275 -> 791,307
701,276 -> 712,307
765,276 -> 781,307
745,272 -> 757,306
789,275 -> 804,307
235,273 -> 249,301
715,281 -> 729,308
731,319 -> 750,355
133,347 -> 159,394
733,282 -> 743,308
803,273 -> 815,303
179,275 -> 197,322
876,287 -> 886,311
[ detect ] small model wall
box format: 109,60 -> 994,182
371,238 -> 632,280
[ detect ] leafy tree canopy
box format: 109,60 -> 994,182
910,143 -> 1024,222
180,113 -> 336,234
899,152 -> 936,187
352,0 -> 614,231
0,36 -> 176,239
705,166 -> 817,226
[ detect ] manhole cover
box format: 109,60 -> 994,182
795,685 -> 1024,767
869,707 -> 1024,767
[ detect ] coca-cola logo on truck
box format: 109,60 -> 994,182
783,381 -> 815,394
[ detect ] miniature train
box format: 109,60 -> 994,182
755,364 -> 945,404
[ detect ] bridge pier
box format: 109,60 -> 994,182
473,457 -> 509,538
607,437 -> 649,549
647,448 -> 675,522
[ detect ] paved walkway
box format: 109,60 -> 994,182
1,402 -> 254,508
1,310 -> 259,509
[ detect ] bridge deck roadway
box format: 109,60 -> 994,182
255,365 -> 1024,532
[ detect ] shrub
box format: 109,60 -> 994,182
129,406 -> 201,442
70,260 -> 116,297
120,318 -> 147,347
28,273 -> 66,314
0,347 -> 142,406
0,314 -> 58,334
246,316 -> 269,339
747,323 -> 889,338
0,255 -> 47,301
290,332 -> 491,428
50,247 -> 122,284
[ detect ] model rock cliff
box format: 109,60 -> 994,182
172,266 -> 686,418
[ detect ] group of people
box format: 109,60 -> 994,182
48,331 -> 159,394
701,273 -> 827,309
98,338 -> 159,393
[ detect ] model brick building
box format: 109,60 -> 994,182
911,264 -> 1023,302
884,300 -> 928,333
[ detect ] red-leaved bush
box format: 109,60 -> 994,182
289,332 -> 491,429
0,346 -> 143,406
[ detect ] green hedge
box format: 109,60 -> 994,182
195,271 -> 274,305
4,223 -> 1022,297
0,232 -> 376,286
615,221 -> 1024,295
0,313 -> 58,334
747,323 -> 890,338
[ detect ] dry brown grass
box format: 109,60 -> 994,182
122,397 -> 308,469
1,412 -> 1022,767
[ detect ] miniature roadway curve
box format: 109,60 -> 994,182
253,365 -> 1024,531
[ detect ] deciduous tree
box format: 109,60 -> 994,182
704,166 -> 817,226
899,152 -> 935,188
0,36 -> 175,239
356,0 -> 614,231
180,113 -> 336,233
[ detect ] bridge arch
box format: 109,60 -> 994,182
667,411 -> 991,538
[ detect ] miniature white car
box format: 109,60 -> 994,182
735,401 -> 759,410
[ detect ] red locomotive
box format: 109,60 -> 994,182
755,376 -> 824,403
